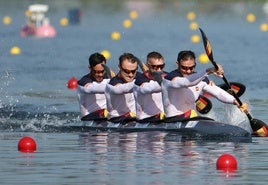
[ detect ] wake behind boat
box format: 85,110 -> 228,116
57,117 -> 252,142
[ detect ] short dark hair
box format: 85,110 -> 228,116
177,50 -> 195,62
119,53 -> 137,67
147,51 -> 163,61
88,53 -> 106,67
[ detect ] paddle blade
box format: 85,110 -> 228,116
136,57 -> 149,72
199,28 -> 268,137
196,95 -> 212,114
251,119 -> 268,137
219,82 -> 246,97
199,28 -> 215,65
102,64 -> 115,79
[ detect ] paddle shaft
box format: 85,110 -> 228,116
200,28 -> 253,120
101,64 -> 115,79
211,60 -> 244,105
211,59 -> 254,119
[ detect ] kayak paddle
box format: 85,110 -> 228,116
196,95 -> 212,114
101,64 -> 116,79
203,81 -> 246,98
199,27 -> 268,137
199,81 -> 245,114
219,82 -> 246,97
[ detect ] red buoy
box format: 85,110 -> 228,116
67,77 -> 78,89
216,153 -> 237,172
18,136 -> 37,153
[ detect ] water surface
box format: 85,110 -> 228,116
1,1 -> 268,184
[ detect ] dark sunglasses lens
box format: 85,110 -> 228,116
181,65 -> 195,70
93,70 -> 104,74
151,64 -> 165,70
122,68 -> 137,74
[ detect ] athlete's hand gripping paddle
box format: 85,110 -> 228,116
199,27 -> 268,137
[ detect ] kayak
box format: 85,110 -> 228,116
58,117 -> 252,142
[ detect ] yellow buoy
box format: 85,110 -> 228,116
123,19 -> 132,28
101,50 -> 111,60
260,23 -> 268,32
198,53 -> 209,64
129,10 -> 138,20
246,13 -> 256,23
187,12 -> 196,21
10,46 -> 21,55
3,16 -> 12,25
190,34 -> 200,43
111,31 -> 121,40
189,22 -> 198,30
60,18 -> 69,26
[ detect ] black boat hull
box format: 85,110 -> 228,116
59,119 -> 252,142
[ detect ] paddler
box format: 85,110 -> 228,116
162,50 -> 248,122
77,52 -> 110,121
105,53 -> 140,123
133,51 -> 167,123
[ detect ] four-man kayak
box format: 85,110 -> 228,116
58,117 -> 252,142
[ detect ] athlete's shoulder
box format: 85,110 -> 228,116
135,73 -> 150,86
78,74 -> 93,86
163,71 -> 168,75
164,70 -> 181,80
109,75 -> 124,85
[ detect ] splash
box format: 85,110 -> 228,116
0,70 -> 82,132
210,105 -> 251,133
0,107 -> 80,132
223,105 -> 252,133
0,70 -> 18,108
205,99 -> 252,133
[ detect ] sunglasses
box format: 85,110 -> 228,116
121,67 -> 137,74
180,65 -> 195,71
149,64 -> 165,70
92,69 -> 105,74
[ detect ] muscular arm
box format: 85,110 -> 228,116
167,69 -> 208,88
106,81 -> 134,94
135,80 -> 162,94
78,79 -> 109,93
203,83 -> 235,104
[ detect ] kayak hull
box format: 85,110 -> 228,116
51,118 -> 252,142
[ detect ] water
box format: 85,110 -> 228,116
1,0 -> 268,184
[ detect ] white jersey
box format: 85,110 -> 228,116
134,80 -> 163,120
77,79 -> 110,118
162,69 -> 235,117
105,81 -> 136,119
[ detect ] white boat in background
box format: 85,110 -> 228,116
20,4 -> 56,38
